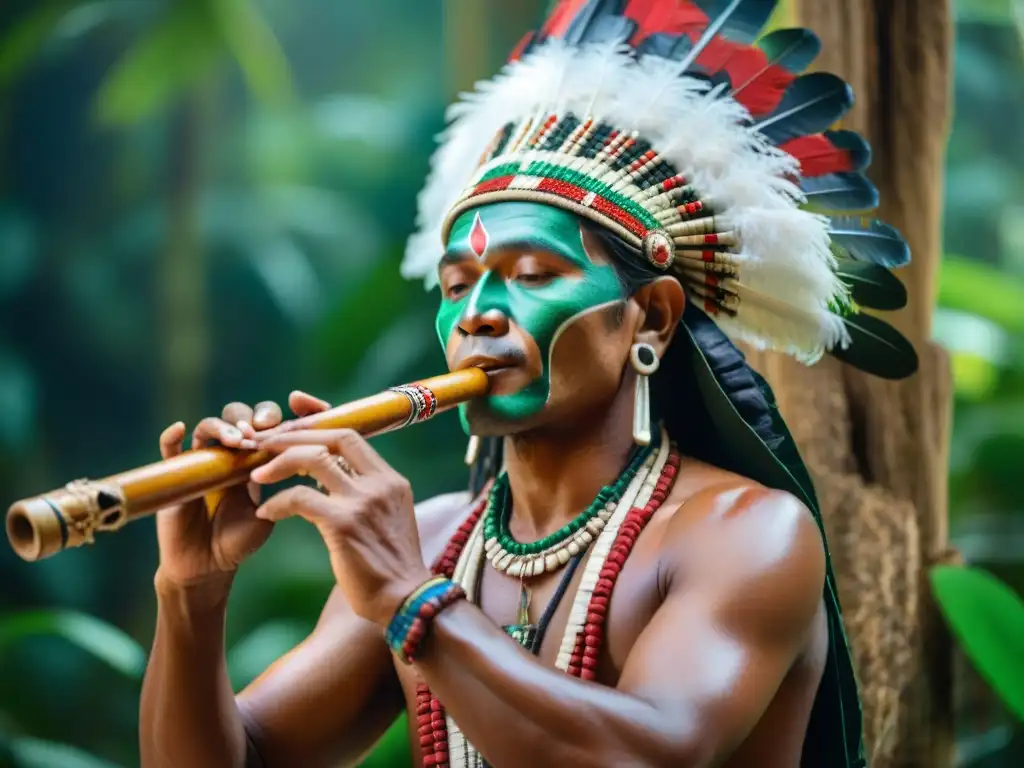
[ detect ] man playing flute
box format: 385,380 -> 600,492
139,2 -> 918,766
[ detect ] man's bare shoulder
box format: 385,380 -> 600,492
656,459 -> 826,632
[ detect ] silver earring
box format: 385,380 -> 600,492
630,343 -> 660,446
464,435 -> 481,466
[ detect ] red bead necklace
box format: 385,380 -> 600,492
415,449 -> 680,767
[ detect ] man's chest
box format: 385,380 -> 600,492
394,529 -> 665,698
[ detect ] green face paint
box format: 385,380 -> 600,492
436,202 -> 625,429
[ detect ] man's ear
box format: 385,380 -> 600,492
631,277 -> 686,357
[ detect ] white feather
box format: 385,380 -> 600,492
400,41 -> 842,358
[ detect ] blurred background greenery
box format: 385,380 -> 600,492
0,0 -> 1020,766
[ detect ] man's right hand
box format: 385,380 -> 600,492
154,390 -> 331,591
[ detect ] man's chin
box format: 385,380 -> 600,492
478,365 -> 535,397
462,395 -> 545,438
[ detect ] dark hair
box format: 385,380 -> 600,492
468,224 -> 785,497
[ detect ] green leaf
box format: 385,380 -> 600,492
0,610 -> 146,680
931,565 -> 1024,722
0,3 -> 72,88
94,1 -> 224,125
956,0 -> 1015,24
358,714 -> 412,768
939,255 -> 1024,335
208,0 -> 293,105
1015,0 -> 1024,53
5,736 -> 125,768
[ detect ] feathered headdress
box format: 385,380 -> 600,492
402,0 -> 917,380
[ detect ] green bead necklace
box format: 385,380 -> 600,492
482,437 -> 657,578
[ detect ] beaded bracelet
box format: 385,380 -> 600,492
386,576 -> 466,663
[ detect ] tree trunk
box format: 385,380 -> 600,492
746,1 -> 956,765
442,0 -> 492,101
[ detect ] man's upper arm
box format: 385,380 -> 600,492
232,491 -> 472,768
236,585 -> 402,768
615,486 -> 826,765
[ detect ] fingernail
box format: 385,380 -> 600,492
237,420 -> 253,434
240,439 -> 259,451
224,426 -> 242,440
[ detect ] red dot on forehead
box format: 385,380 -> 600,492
469,213 -> 489,259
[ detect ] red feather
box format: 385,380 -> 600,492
508,31 -> 535,62
533,0 -> 794,116
780,134 -> 855,177
624,0 -> 708,43
667,32 -> 792,117
543,0 -> 592,37
715,47 -> 795,115
625,1 -> 794,116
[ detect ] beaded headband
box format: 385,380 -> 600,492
403,0 -> 918,379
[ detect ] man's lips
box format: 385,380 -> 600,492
454,354 -> 519,374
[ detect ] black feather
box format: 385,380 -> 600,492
828,217 -> 911,269
691,0 -> 778,43
635,33 -> 731,87
583,15 -> 636,44
562,0 -> 627,44
836,261 -> 908,311
802,173 -> 879,211
754,73 -> 854,144
830,313 -> 918,380
755,27 -> 821,74
636,32 -> 694,60
824,129 -> 872,171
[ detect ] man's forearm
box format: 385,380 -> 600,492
414,601 -> 700,768
140,576 -> 251,768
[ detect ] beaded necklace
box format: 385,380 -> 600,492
416,427 -> 680,768
484,440 -> 655,649
482,442 -> 652,579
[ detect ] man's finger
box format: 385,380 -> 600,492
221,402 -> 254,426
255,485 -> 338,524
159,422 -> 186,460
250,445 -> 353,494
257,429 -> 383,476
252,401 -> 284,430
192,417 -> 247,451
289,390 -> 331,417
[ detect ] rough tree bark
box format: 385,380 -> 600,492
745,1 -> 956,765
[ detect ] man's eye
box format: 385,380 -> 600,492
515,273 -> 557,287
446,283 -> 470,300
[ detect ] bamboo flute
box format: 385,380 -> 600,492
5,368 -> 490,563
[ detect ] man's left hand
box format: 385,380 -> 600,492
249,429 -> 433,627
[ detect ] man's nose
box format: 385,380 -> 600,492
458,307 -> 510,337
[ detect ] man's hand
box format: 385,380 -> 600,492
249,429 -> 433,627
154,391 -> 331,591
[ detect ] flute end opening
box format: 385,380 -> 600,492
6,498 -> 64,562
